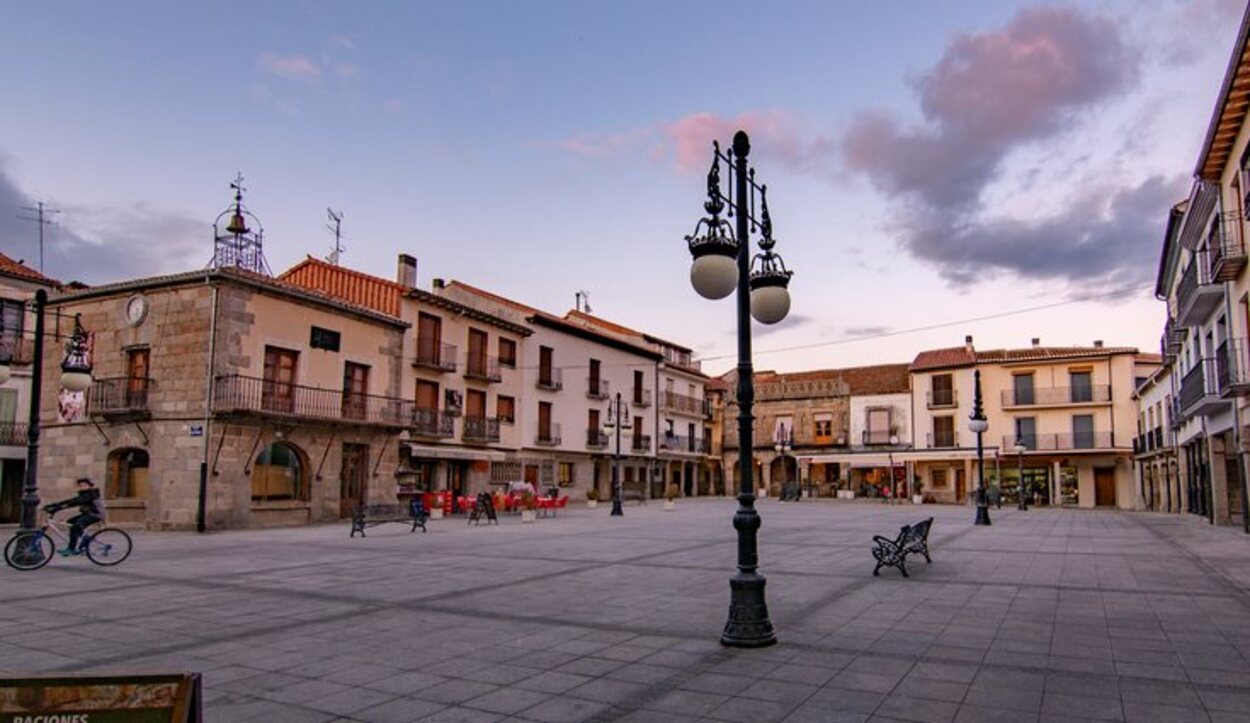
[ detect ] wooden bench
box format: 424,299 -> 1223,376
871,517 -> 933,577
350,500 -> 429,538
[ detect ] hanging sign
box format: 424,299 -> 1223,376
0,674 -> 202,723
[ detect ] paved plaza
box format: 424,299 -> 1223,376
5,500 -> 1250,722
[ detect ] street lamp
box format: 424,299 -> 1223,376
1013,439 -> 1028,511
887,434 -> 899,504
0,290 -> 95,533
603,392 -> 631,517
685,131 -> 793,648
968,369 -> 991,526
774,423 -> 793,501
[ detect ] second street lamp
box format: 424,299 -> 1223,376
774,423 -> 793,501
603,392 -> 631,517
968,369 -> 991,526
1014,440 -> 1028,511
686,130 -> 793,648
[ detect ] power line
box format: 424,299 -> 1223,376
699,284 -> 1154,363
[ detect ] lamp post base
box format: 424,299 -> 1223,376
974,504 -> 992,526
721,573 -> 777,648
610,499 -> 623,516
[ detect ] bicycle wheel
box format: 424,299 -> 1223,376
4,531 -> 54,571
84,528 -> 132,566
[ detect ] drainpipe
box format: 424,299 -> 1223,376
197,275 -> 219,533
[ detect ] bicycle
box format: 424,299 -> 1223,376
4,510 -> 132,571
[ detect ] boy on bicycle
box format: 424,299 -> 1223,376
44,477 -> 104,556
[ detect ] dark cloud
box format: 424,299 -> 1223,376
0,160 -> 204,285
843,325 -> 891,337
752,313 -> 814,338
842,5 -> 1161,287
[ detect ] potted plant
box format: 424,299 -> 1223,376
586,488 -> 599,509
912,477 -> 925,505
520,491 -> 537,522
663,486 -> 678,511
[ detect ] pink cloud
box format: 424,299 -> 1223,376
257,53 -> 321,82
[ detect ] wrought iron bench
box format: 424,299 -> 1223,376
871,517 -> 933,577
619,483 -> 647,505
350,500 -> 429,538
468,492 -> 499,526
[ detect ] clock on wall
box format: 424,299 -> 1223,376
124,294 -> 149,327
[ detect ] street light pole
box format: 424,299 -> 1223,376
605,392 -> 630,517
1014,440 -> 1028,511
969,370 -> 991,526
686,131 -> 793,648
774,423 -> 792,501
887,434 -> 899,504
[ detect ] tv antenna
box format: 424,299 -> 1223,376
575,290 -> 592,314
326,208 -> 345,265
17,201 -> 60,274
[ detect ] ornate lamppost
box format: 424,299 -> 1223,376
887,434 -> 900,504
0,290 -> 94,533
774,423 -> 794,501
685,130 -> 794,648
968,370 -> 991,526
603,392 -> 631,517
1014,439 -> 1028,511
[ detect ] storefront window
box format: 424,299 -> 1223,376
1061,466 -> 1080,505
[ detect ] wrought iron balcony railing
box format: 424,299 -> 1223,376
465,354 -> 502,383
1001,385 -> 1111,407
660,433 -> 701,453
1217,339 -> 1250,397
926,389 -> 956,409
861,430 -> 896,446
587,428 -> 608,449
536,367 -> 563,391
213,374 -> 410,426
586,377 -> 609,400
662,391 -> 703,415
90,376 -> 153,415
1179,357 -> 1222,417
463,415 -> 501,443
1208,212 -> 1246,282
0,422 -> 27,446
631,433 -> 651,452
535,423 -> 562,446
411,407 -> 455,438
414,339 -> 457,372
700,436 -> 712,454
1005,432 -> 1115,451
632,386 -> 652,407
927,432 -> 960,449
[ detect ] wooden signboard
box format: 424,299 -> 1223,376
0,674 -> 201,723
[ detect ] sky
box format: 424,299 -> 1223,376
0,0 -> 1244,376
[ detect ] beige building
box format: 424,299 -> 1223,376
37,267 -> 411,529
908,336 -> 1155,509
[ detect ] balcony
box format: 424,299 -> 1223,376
1208,212 -> 1246,282
586,377 -> 609,400
535,423 -> 562,446
861,430 -> 897,446
414,339 -> 457,373
631,434 -> 651,453
927,432 -> 960,449
700,436 -> 712,454
411,407 -> 455,438
465,354 -> 502,383
213,374 -> 410,427
463,415 -> 501,443
927,389 -> 957,409
1176,252 -> 1224,327
1217,339 -> 1250,397
1005,432 -> 1115,451
1001,385 -> 1111,407
90,376 -> 153,418
1179,358 -> 1228,419
661,348 -> 701,372
632,387 -> 652,407
660,433 -> 701,454
0,422 -> 27,446
1153,427 -> 1164,449
662,391 -> 704,416
587,428 -> 608,449
536,367 -> 563,391
1169,397 -> 1182,430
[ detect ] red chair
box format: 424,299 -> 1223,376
554,496 -> 569,516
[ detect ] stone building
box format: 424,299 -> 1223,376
38,267 -> 411,529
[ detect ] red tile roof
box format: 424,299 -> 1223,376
747,363 -> 912,395
911,344 -> 1140,371
279,256 -> 404,318
444,280 -> 537,314
0,252 -> 59,286
909,346 -> 977,372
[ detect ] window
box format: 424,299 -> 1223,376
466,389 -> 486,418
251,442 -> 307,502
930,374 -> 954,406
416,380 -> 439,410
310,326 -> 341,352
589,358 -> 602,395
1072,415 -> 1095,449
539,346 -> 554,385
341,362 -> 369,420
1013,373 -> 1035,405
126,348 -> 150,407
262,346 -> 298,413
558,462 -> 575,486
1016,417 -> 1037,450
416,313 -> 444,365
866,408 -> 891,445
687,422 -> 696,452
106,448 -> 149,499
497,395 -> 515,424
932,416 -> 955,447
1070,371 -> 1093,403
498,337 -> 517,367
467,328 -> 489,376
0,299 -> 23,341
538,401 -> 553,440
633,370 -> 645,404
814,414 -> 833,440
931,469 -> 948,490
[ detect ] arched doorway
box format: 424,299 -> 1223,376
106,448 -> 150,500
251,442 -> 308,502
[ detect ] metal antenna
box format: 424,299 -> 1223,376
326,208 -> 345,265
575,290 -> 592,314
17,201 -> 61,274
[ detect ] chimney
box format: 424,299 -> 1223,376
1094,340 -> 1104,348
1031,338 -> 1040,348
432,278 -> 446,291
397,254 -> 417,288
964,335 -> 974,353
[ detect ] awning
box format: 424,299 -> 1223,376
403,443 -> 509,463
798,448 -> 996,466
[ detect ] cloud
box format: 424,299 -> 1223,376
0,159 -> 203,285
751,313 -> 815,338
257,53 -> 322,82
841,5 -> 1168,287
843,325 -> 891,338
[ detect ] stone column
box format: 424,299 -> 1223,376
1210,434 -> 1231,524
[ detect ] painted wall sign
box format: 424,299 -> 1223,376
0,674 -> 201,723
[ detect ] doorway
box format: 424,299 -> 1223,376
0,460 -> 23,523
954,468 -> 967,502
339,443 -> 369,518
1094,467 -> 1116,507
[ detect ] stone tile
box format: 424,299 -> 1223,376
706,696 -> 798,723
641,689 -> 730,717
356,697 -> 448,723
461,687 -> 550,715
1121,702 -> 1210,723
513,696 -> 613,723
874,695 -> 959,723
416,680 -> 501,705
1041,692 -> 1124,721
